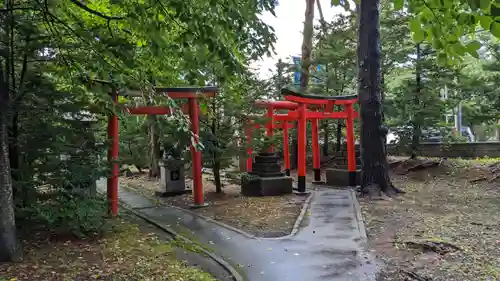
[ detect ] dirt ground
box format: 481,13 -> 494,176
362,158 -> 500,281
0,214 -> 216,281
121,171 -> 307,238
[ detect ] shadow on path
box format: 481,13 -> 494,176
97,180 -> 377,281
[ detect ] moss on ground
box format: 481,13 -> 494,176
0,218 -> 217,281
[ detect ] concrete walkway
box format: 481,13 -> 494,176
97,181 -> 377,281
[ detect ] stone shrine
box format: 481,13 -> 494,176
241,152 -> 293,196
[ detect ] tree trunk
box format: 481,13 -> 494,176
0,88 -> 21,262
8,112 -> 19,203
148,115 -> 161,178
357,0 -> 403,197
211,116 -> 222,193
410,43 -> 422,159
0,0 -> 21,261
292,0 -> 316,169
381,71 -> 387,149
300,0 -> 315,89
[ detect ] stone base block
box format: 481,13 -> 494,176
333,164 -> 362,170
326,168 -> 361,187
241,174 -> 293,196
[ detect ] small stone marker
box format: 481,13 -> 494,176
157,158 -> 189,196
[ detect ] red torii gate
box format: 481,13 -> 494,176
246,88 -> 359,193
107,86 -> 217,215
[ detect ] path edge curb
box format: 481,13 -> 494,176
350,189 -> 368,241
119,202 -> 245,281
121,185 -> 314,241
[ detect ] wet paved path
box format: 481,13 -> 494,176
97,181 -> 376,281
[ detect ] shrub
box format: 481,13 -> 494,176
21,192 -> 108,238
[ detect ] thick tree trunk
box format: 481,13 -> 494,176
410,43 -> 422,159
8,113 -> 19,203
0,90 -> 21,262
148,115 -> 161,178
300,0 -> 315,89
0,0 -> 21,261
357,0 -> 403,197
381,71 -> 387,149
292,0 -> 316,170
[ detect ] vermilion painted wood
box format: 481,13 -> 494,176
283,95 -> 357,105
312,118 -> 320,171
283,122 -> 290,173
248,93 -> 359,191
107,87 -> 217,213
245,124 -> 253,172
188,97 -> 204,206
345,104 -> 356,173
266,105 -> 274,152
297,104 -> 307,192
274,111 -> 349,120
255,100 -> 299,110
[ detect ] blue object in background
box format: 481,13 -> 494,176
292,56 -> 301,85
292,56 -> 323,85
311,64 -> 322,85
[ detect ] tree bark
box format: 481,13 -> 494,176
148,115 -> 161,178
8,112 -> 19,202
300,0 -> 316,89
0,99 -> 20,262
300,0 -> 315,90
357,0 -> 403,197
410,43 -> 422,159
0,0 -> 21,261
292,0 -> 316,170
211,115 -> 222,193
322,120 -> 329,156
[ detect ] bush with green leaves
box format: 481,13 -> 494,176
20,192 -> 108,238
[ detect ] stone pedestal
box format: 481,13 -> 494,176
325,168 -> 361,187
157,159 -> 189,197
241,152 -> 293,196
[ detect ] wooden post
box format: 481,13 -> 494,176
266,105 -> 274,152
297,104 -> 307,193
189,97 -> 205,206
283,122 -> 290,176
345,104 -> 356,187
312,118 -> 321,182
